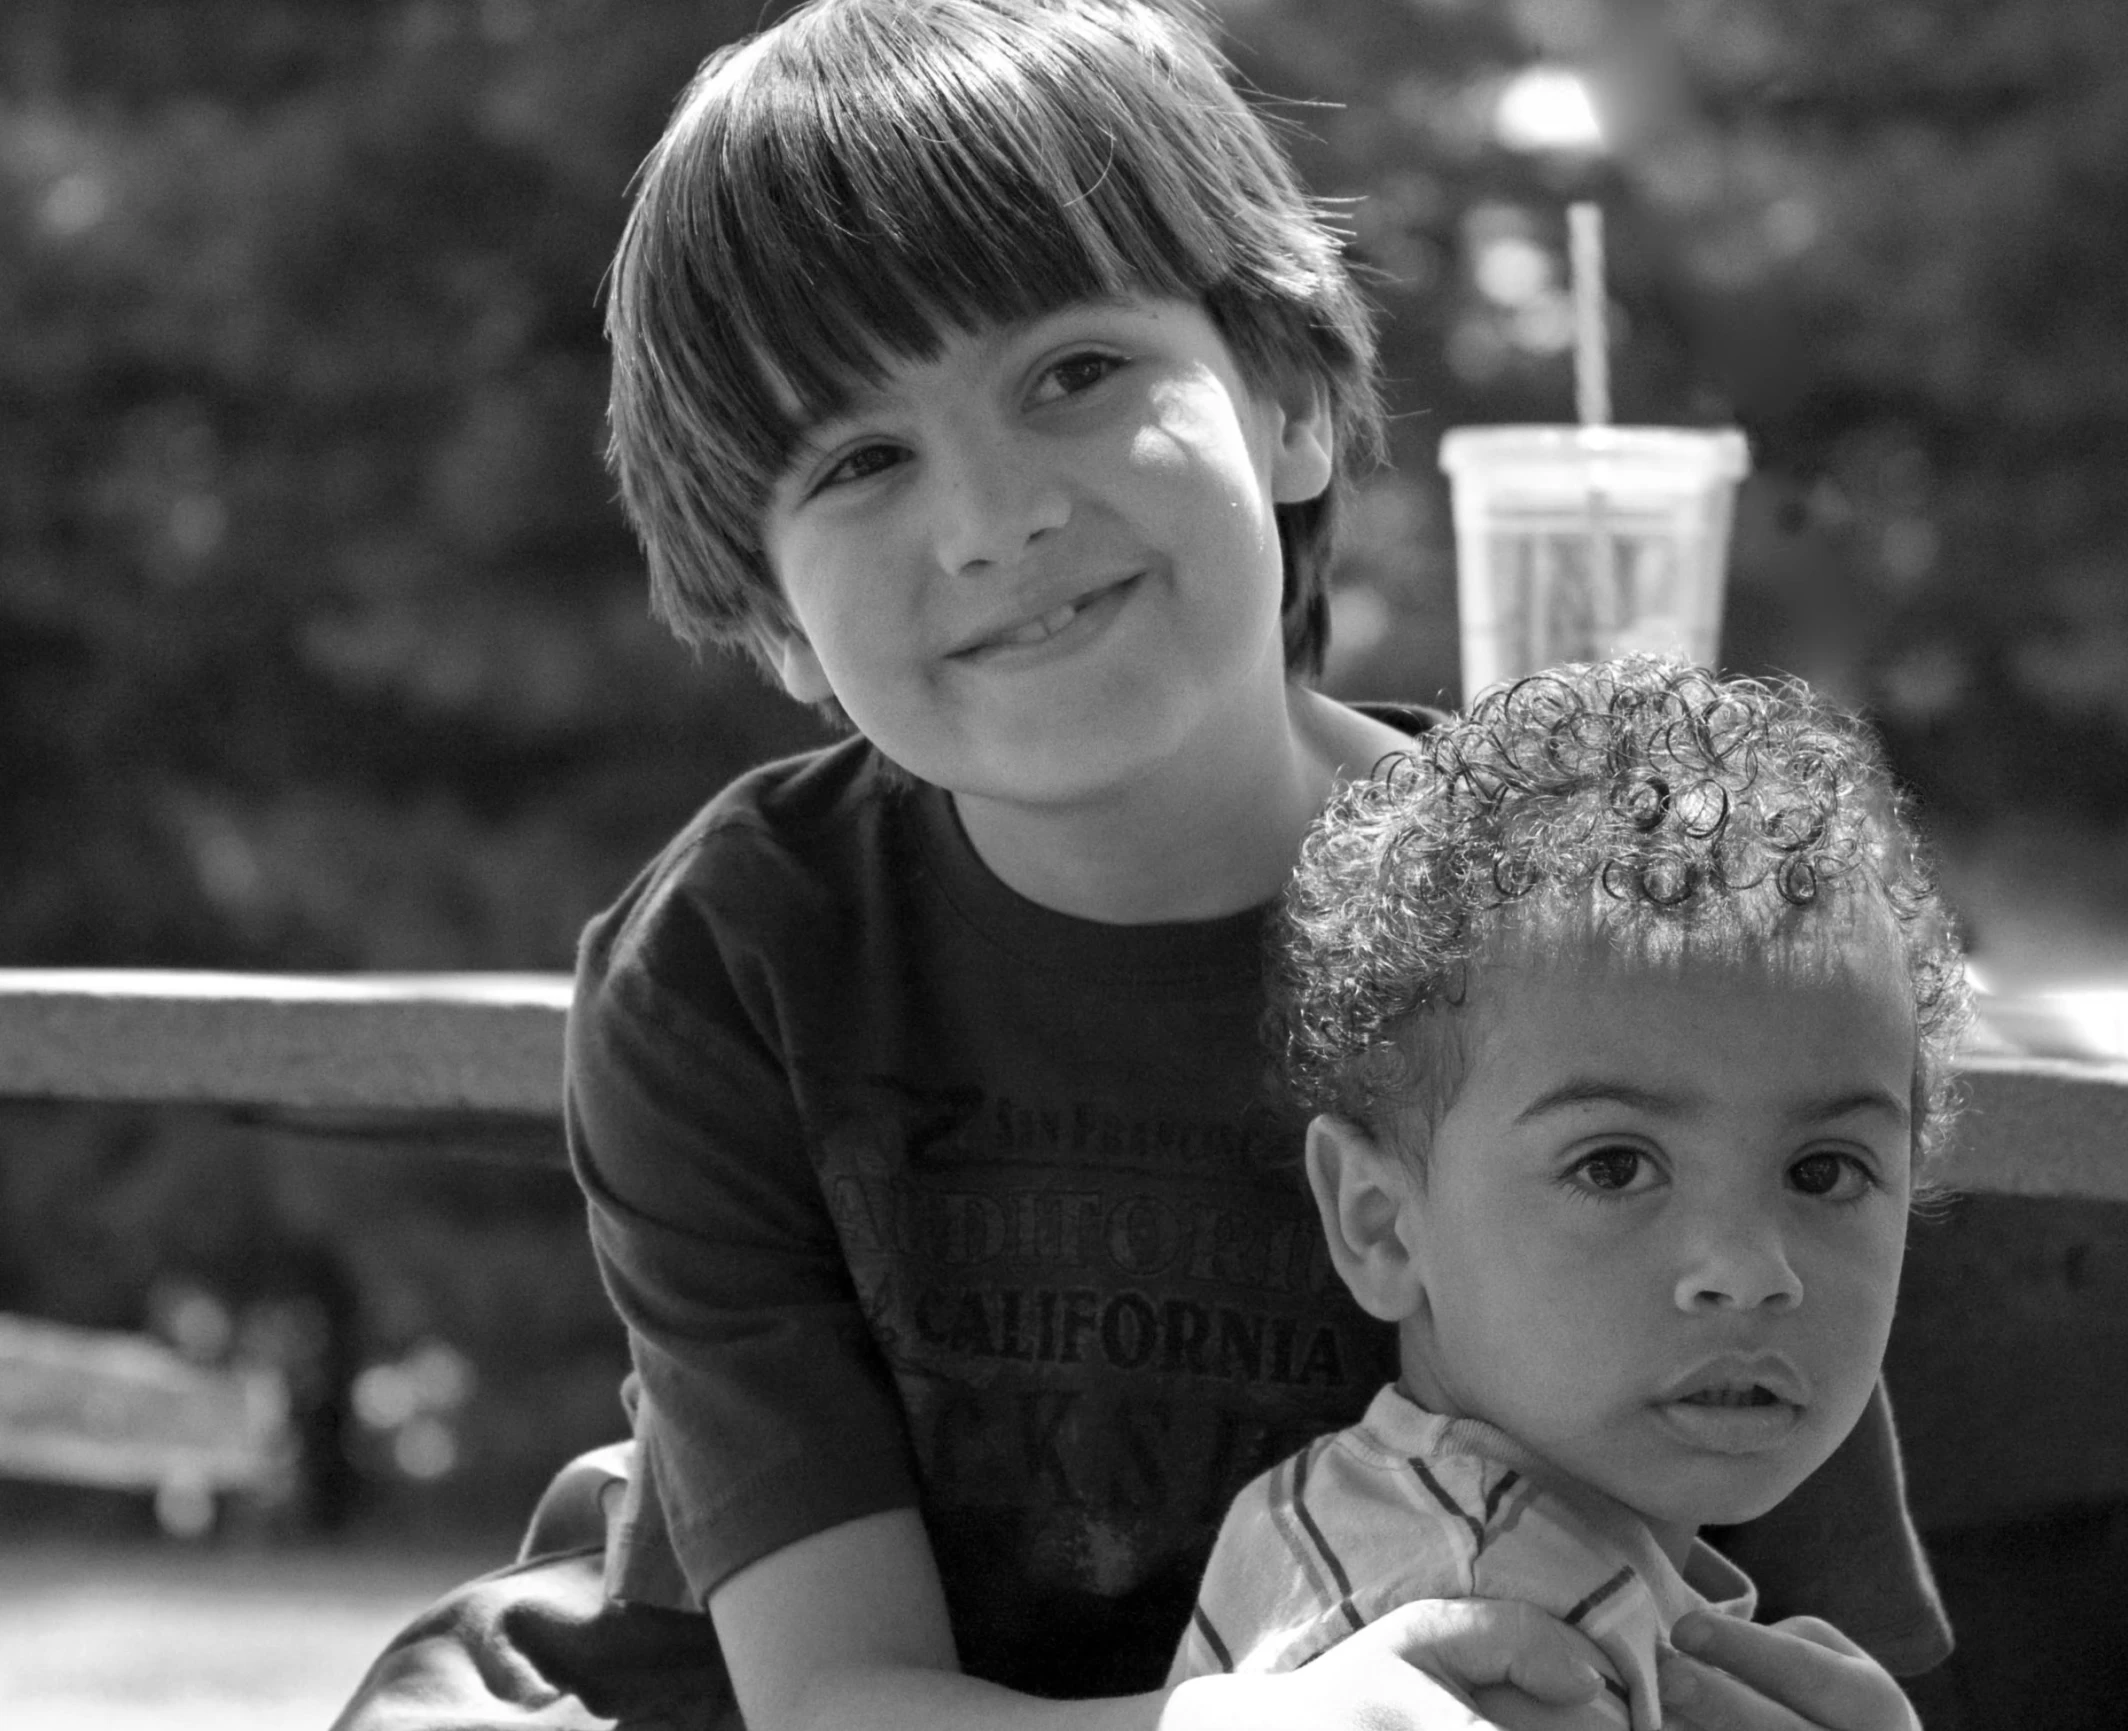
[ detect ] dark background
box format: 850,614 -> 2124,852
3,0 -> 2124,1562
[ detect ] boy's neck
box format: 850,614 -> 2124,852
950,686 -> 1411,925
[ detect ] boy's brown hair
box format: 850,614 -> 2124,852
604,0 -> 1380,681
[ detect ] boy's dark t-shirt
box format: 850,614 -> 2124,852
568,720 -> 1950,1702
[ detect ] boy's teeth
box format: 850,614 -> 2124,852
997,601 -> 1080,646
1683,1387 -> 1776,1408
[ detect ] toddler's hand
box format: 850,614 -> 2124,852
1160,1598 -> 1609,1731
1657,1612 -> 1918,1731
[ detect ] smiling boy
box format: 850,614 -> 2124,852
1171,658 -> 1972,1730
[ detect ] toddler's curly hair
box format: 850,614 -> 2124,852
1271,656 -> 1971,1167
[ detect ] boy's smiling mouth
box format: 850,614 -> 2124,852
953,574 -> 1140,660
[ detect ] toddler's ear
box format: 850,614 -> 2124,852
1267,376 -> 1335,506
767,631 -> 835,705
1304,1114 -> 1427,1322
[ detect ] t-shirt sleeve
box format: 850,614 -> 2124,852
566,817 -> 920,1609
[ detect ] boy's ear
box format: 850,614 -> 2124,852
1266,375 -> 1335,506
763,629 -> 835,705
1304,1114 -> 1427,1323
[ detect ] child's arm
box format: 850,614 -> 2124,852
711,1508 -> 1611,1731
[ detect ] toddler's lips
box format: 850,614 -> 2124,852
1652,1356 -> 1809,1452
1653,1381 -> 1806,1454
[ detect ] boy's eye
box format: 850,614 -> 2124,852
1566,1144 -> 1657,1196
815,441 -> 906,491
1788,1151 -> 1877,1202
1028,350 -> 1126,405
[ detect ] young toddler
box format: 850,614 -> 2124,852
1171,657 -> 1971,1730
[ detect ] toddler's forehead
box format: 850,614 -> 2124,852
1485,877 -> 1904,972
1444,896 -> 1916,1057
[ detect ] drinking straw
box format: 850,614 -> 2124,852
1567,201 -> 1617,641
1569,201 -> 1610,426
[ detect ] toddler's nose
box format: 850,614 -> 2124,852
1674,1213 -> 1803,1313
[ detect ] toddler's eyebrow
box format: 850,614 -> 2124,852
1515,1080 -> 1689,1123
1792,1086 -> 1912,1127
1515,1080 -> 1911,1126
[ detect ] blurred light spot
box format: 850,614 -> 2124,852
1473,233 -> 1553,305
168,494 -> 227,563
1807,480 -> 1854,530
1764,196 -> 1819,257
151,1280 -> 235,1363
154,1476 -> 217,1540
393,1415 -> 460,1480
1510,295 -> 1575,354
354,1363 -> 421,1430
40,171 -> 107,235
1493,65 -> 1604,154
1328,586 -> 1392,663
405,1340 -> 476,1407
181,807 -> 263,914
1346,473 -> 1437,582
355,1338 -> 476,1434
1880,518 -> 1939,590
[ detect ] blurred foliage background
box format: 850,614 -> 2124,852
4,0 -> 2127,1534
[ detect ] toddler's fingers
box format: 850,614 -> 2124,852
1658,1650 -> 1821,1731
1366,1596 -> 1609,1706
1663,1613 -> 1916,1731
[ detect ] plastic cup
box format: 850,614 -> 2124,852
1438,425 -> 1750,700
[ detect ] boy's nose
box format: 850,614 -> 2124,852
930,436 -> 1070,574
1673,1214 -> 1804,1314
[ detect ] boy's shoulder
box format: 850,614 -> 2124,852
583,732 -> 919,976
677,730 -> 900,856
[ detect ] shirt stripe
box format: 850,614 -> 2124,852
1564,1565 -> 1638,1627
1191,1603 -> 1234,1673
1290,1435 -> 1367,1635
1410,1458 -> 1487,1553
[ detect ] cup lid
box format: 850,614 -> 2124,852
1439,424 -> 1750,480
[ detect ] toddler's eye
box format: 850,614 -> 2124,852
1788,1151 -> 1876,1201
1029,350 -> 1125,404
1568,1145 -> 1655,1196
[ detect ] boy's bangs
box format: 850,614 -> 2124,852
695,7 -> 1245,437
607,0 -> 1371,660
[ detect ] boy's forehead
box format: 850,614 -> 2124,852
761,295 -> 1148,440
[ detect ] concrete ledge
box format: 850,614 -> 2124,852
0,971 -> 2124,1200
0,970 -> 570,1118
